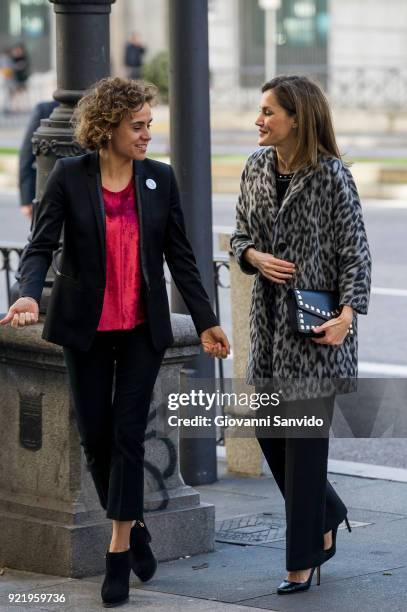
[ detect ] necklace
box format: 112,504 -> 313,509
276,171 -> 294,180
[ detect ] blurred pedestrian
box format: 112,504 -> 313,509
0,48 -> 14,114
7,43 -> 30,112
19,100 -> 59,219
124,32 -> 146,79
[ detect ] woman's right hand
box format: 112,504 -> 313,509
0,297 -> 39,328
244,248 -> 296,284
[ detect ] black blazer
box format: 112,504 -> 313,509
19,151 -> 218,352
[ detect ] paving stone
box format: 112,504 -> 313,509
0,574 -> 271,612
198,489 -> 285,522
237,565 -> 407,612
341,480 -> 407,516
0,570 -> 72,596
128,542 -> 287,604
2,472 -> 407,611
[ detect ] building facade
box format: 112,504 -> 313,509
1,0 -> 406,111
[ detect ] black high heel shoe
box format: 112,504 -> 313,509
101,549 -> 131,608
324,515 -> 352,561
129,520 -> 157,582
277,565 -> 321,594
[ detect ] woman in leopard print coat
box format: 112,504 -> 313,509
230,75 -> 371,594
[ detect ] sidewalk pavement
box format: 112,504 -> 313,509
1,456 -> 407,612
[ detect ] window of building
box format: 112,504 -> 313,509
276,0 -> 328,85
237,0 -> 328,88
239,0 -> 266,87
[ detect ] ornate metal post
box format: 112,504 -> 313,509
29,0 -> 114,309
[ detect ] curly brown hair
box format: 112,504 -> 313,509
72,76 -> 158,150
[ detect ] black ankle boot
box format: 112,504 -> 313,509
101,549 -> 131,608
129,520 -> 157,582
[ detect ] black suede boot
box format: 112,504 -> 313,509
129,520 -> 157,582
101,549 -> 131,608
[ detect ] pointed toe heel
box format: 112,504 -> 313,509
130,520 -> 157,583
101,549 -> 131,608
277,566 -> 320,595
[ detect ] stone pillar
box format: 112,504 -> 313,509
0,314 -> 214,577
258,0 -> 281,81
219,232 -> 264,477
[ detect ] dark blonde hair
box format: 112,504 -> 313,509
73,76 -> 157,150
262,75 -> 341,170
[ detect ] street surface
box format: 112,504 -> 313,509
1,120 -> 406,470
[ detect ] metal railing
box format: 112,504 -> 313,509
2,64 -> 407,126
0,75 -> 55,126
210,65 -> 407,111
0,246 -> 231,335
0,243 -> 24,309
0,245 -> 232,443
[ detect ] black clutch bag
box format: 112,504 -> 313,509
286,288 -> 353,338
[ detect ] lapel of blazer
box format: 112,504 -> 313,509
133,158 -> 148,231
133,159 -> 151,289
86,150 -> 106,275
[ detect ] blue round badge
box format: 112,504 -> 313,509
146,179 -> 157,190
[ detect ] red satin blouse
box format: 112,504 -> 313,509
97,176 -> 145,331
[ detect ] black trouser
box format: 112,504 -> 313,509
255,394 -> 347,571
63,323 -> 164,521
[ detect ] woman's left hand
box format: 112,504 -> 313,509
200,326 -> 231,359
312,306 -> 353,346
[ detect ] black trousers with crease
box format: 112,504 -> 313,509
255,393 -> 348,571
63,323 -> 164,521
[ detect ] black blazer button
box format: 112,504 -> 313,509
277,241 -> 288,251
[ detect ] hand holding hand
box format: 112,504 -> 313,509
0,297 -> 39,329
200,325 -> 230,359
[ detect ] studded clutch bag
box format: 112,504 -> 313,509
286,288 -> 353,338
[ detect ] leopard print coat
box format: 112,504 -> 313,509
230,147 -> 372,393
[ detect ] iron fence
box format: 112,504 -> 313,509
211,65 -> 407,111
0,245 -> 231,338
2,65 -> 407,127
0,243 -> 24,308
0,245 -> 232,443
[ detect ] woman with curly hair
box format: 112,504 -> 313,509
1,76 -> 230,607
